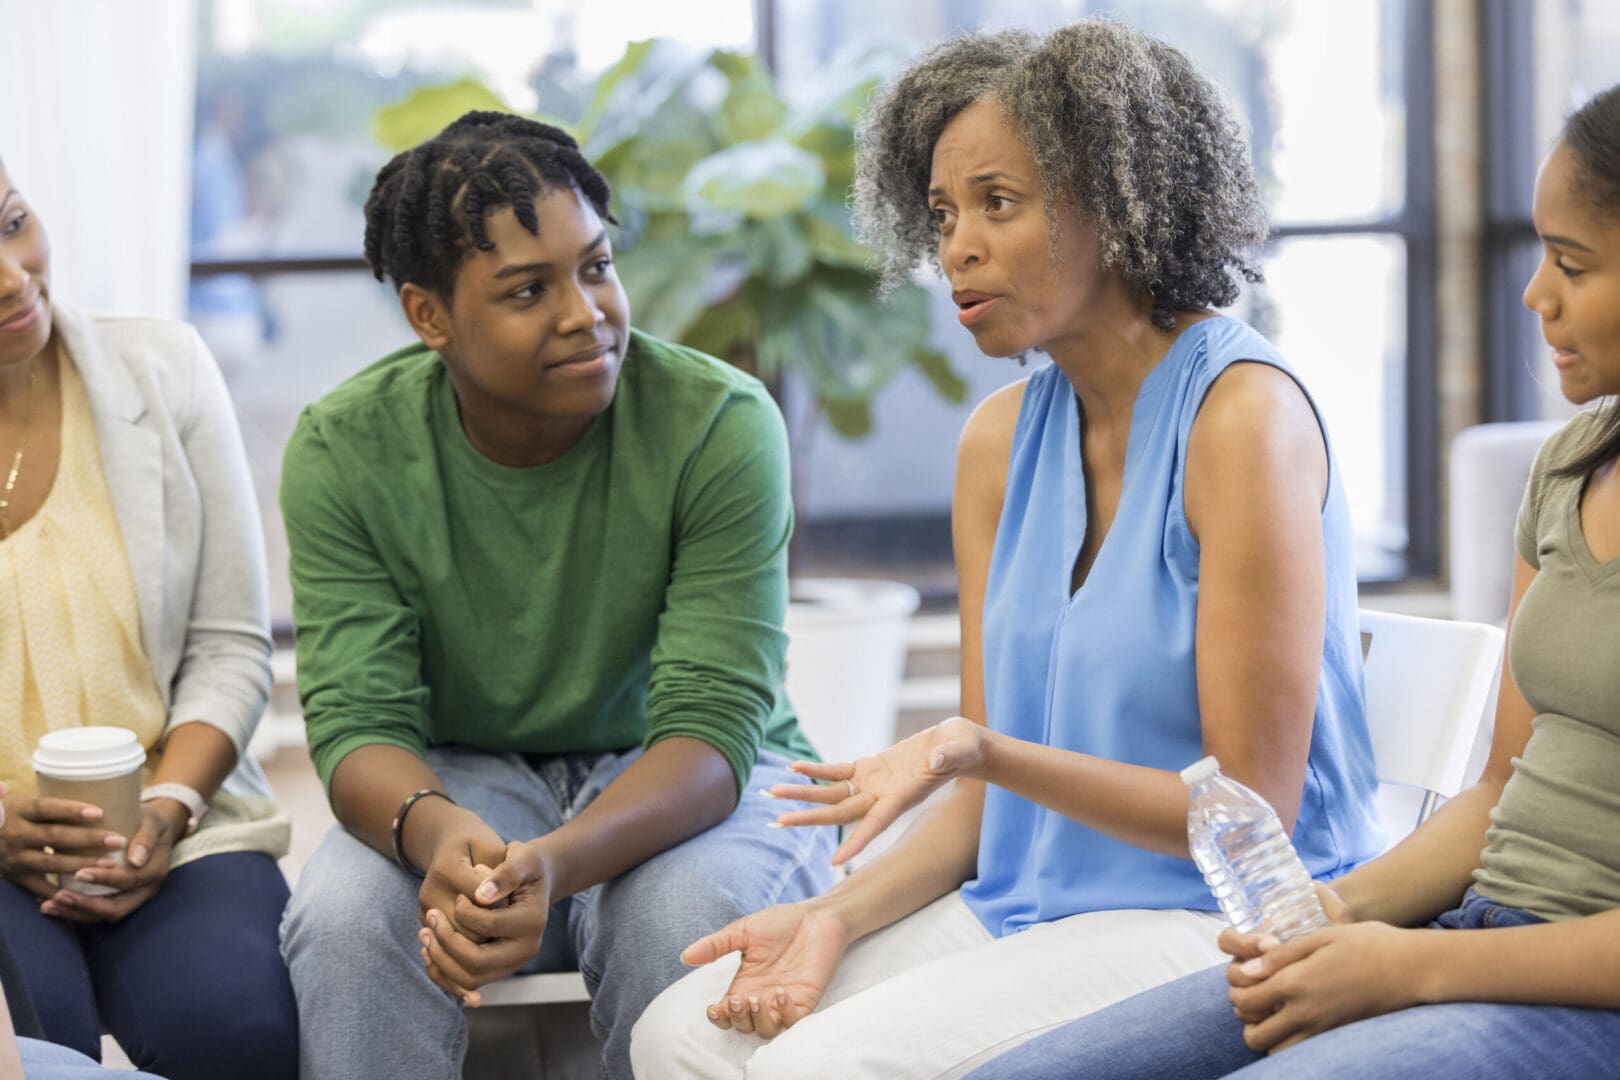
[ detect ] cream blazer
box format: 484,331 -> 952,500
51,302 -> 274,796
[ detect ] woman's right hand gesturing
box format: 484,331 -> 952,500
680,900 -> 854,1039
0,788 -> 126,903
765,716 -> 990,865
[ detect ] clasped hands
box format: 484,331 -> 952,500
1221,883 -> 1424,1054
413,808 -> 557,1006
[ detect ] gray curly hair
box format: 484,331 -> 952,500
853,20 -> 1268,331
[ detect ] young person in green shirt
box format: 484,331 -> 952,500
277,111 -> 833,1080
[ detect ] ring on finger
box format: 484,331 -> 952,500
844,779 -> 857,798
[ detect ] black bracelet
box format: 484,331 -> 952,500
391,789 -> 454,876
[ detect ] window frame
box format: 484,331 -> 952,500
1480,0 -> 1545,424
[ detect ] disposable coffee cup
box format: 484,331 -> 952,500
32,727 -> 146,896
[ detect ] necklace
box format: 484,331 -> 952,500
0,359 -> 39,539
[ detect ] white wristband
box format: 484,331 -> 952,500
141,782 -> 208,836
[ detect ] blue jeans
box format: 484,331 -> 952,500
968,889 -> 1620,1080
281,746 -> 836,1080
0,851 -> 298,1080
16,1038 -> 165,1079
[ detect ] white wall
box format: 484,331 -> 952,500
0,0 -> 196,319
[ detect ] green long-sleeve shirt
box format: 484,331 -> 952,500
280,329 -> 814,798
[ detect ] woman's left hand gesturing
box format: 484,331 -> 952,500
764,716 -> 989,864
43,798 -> 189,923
1225,919 -> 1427,1054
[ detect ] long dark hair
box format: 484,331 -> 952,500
1552,84 -> 1620,480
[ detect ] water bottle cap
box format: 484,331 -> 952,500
1179,755 -> 1220,785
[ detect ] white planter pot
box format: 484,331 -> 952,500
783,577 -> 921,764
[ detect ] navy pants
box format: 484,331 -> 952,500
1,851 -> 298,1080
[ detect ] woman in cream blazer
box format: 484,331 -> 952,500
0,160 -> 295,1079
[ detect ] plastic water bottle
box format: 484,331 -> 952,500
1181,756 -> 1329,940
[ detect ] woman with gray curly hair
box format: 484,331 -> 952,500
630,21 -> 1382,1080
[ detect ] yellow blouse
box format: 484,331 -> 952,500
0,346 -> 166,795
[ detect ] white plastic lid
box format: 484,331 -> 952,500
1179,755 -> 1220,786
32,727 -> 147,781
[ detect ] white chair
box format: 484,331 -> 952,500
1358,608 -> 1505,842
464,972 -> 599,1078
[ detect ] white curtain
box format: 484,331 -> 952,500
0,0 -> 197,320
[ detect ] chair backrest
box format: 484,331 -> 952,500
1448,421 -> 1563,624
1358,608 -> 1504,833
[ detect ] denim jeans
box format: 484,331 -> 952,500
16,1038 -> 165,1079
281,746 -> 835,1080
967,889 -> 1620,1080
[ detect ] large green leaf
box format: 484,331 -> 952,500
819,396 -> 873,439
680,299 -> 760,361
615,236 -> 723,341
683,139 -> 824,220
579,40 -> 714,161
756,273 -> 929,405
782,46 -> 892,136
371,80 -> 518,152
912,346 -> 969,404
740,216 -> 814,285
800,199 -> 871,270
711,51 -> 787,145
791,122 -> 858,194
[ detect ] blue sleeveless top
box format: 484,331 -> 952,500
961,315 -> 1384,937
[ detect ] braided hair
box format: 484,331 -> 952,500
362,110 -> 616,298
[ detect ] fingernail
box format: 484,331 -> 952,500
757,787 -> 777,799
128,845 -> 148,867
748,995 -> 760,1013
97,856 -> 117,868
476,882 -> 497,902
427,911 -> 439,928
1241,958 -> 1264,976
775,987 -> 788,1005
75,869 -> 96,883
728,997 -> 743,1013
103,834 -> 125,849
706,1007 -> 720,1021
765,821 -> 784,829
80,806 -> 103,820
928,752 -> 945,770
55,891 -> 75,907
1257,935 -> 1279,952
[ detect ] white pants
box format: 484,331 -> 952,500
629,891 -> 1227,1080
